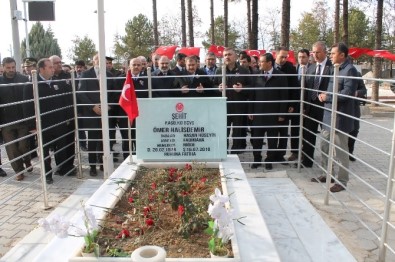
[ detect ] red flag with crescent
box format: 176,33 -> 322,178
178,47 -> 201,56
208,45 -> 225,57
154,45 -> 178,59
119,70 -> 139,121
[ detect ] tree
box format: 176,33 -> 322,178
21,22 -> 61,59
334,0 -> 340,43
187,0 -> 194,46
181,0 -> 187,46
153,0 -> 159,48
247,0 -> 251,48
113,14 -> 154,59
290,12 -> 320,50
340,8 -> 373,48
250,0 -> 258,49
210,0 -> 215,44
312,0 -> 332,43
372,0 -> 384,104
202,16 -> 239,49
280,0 -> 290,48
68,35 -> 96,64
342,0 -> 349,45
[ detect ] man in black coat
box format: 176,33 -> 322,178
173,56 -> 215,97
274,47 -> 299,163
23,58 -> 70,184
214,48 -> 252,154
78,54 -> 116,176
152,56 -> 177,97
249,53 -> 288,170
302,41 -> 332,168
115,57 -> 148,159
49,55 -> 76,176
0,57 -> 31,181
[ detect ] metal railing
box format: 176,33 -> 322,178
1,67 -> 395,260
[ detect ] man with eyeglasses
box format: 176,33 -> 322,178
302,41 -> 332,168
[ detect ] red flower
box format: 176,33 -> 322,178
178,205 -> 185,217
200,177 -> 207,183
145,218 -> 154,226
185,163 -> 192,170
151,182 -> 157,190
181,191 -> 189,196
143,206 -> 151,217
128,197 -> 134,203
116,229 -> 130,239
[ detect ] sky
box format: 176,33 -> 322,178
0,0 -> 319,63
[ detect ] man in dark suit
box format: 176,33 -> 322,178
275,47 -> 299,163
249,53 -> 288,170
171,53 -> 187,75
301,41 -> 333,168
49,55 -> 76,177
78,54 -> 115,176
115,57 -> 148,159
152,56 -> 177,97
313,42 -> 358,193
296,49 -> 311,86
23,58 -> 70,184
173,56 -> 214,97
214,47 -> 252,154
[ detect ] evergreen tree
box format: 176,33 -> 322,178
113,14 -> 155,59
202,16 -> 239,49
21,22 -> 61,59
68,35 -> 97,64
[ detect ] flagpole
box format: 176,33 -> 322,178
128,120 -> 132,165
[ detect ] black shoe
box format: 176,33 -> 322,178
265,163 -> 273,170
31,151 -> 38,159
25,162 -> 33,172
46,176 -> 54,184
0,168 -> 7,177
349,156 -> 356,161
251,163 -> 262,169
90,167 -> 97,177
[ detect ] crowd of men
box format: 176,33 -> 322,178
0,41 -> 366,192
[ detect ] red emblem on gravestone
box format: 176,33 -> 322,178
176,103 -> 184,112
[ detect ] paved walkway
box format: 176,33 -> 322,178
1,108 -> 395,261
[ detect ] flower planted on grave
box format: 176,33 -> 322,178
205,188 -> 234,257
38,202 -> 100,257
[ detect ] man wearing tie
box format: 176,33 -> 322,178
302,41 -> 332,168
249,53 -> 288,170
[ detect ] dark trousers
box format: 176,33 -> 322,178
348,129 -> 359,154
227,115 -> 247,151
276,120 -> 288,160
289,115 -> 300,154
42,127 -> 68,179
1,124 -> 30,173
251,127 -> 279,162
87,129 -> 103,167
54,123 -> 75,173
118,117 -> 135,160
302,102 -> 324,166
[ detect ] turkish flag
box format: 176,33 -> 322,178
246,50 -> 266,57
349,47 -> 372,59
208,45 -> 225,57
154,45 -> 178,59
287,50 -> 296,65
178,47 -> 201,56
119,70 -> 139,121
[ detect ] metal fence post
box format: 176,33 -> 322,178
297,65 -> 306,172
221,64 -> 226,98
70,70 -> 83,178
31,70 -> 50,209
324,64 -> 340,205
378,111 -> 395,261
